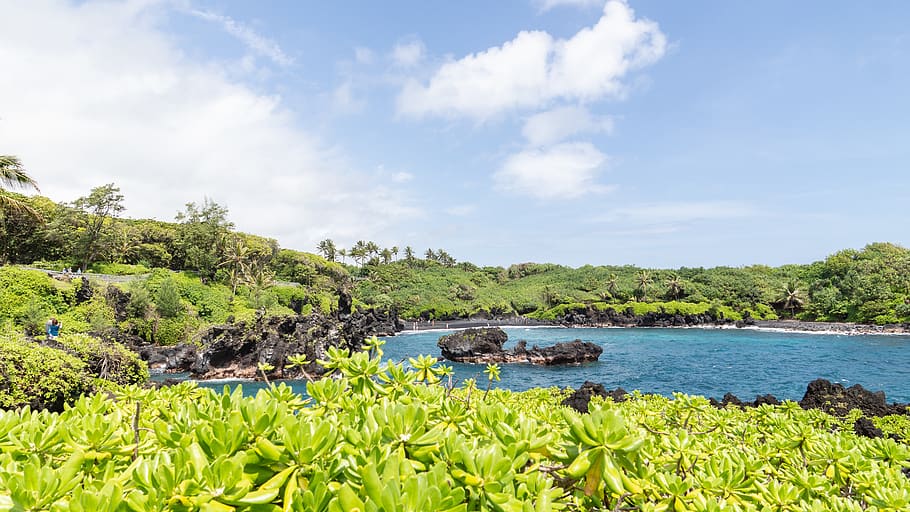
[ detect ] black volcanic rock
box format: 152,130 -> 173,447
853,417 -> 884,439
799,378 -> 907,417
437,327 -> 602,365
135,308 -> 402,380
562,381 -> 628,412
438,328 -> 508,361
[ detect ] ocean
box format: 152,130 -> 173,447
196,326 -> 910,402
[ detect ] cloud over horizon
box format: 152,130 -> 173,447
494,142 -> 611,200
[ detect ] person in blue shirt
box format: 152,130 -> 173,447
45,318 -> 60,339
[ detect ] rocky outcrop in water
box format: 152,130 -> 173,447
136,308 -> 402,380
437,327 -> 602,365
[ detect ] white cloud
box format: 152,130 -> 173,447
494,142 -> 611,199
398,0 -> 665,120
596,201 -> 756,225
392,39 -> 426,67
333,80 -> 365,113
445,204 -> 476,216
522,105 -> 613,146
534,0 -> 602,13
0,0 -> 417,251
187,8 -> 293,67
354,46 -> 374,64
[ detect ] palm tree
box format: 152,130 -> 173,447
605,273 -> 618,300
219,234 -> 250,297
317,239 -> 337,261
404,246 -> 415,265
779,281 -> 806,317
635,270 -> 653,302
665,274 -> 684,300
0,155 -> 40,215
338,248 -> 347,264
380,248 -> 393,264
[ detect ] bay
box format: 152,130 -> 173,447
197,327 -> 910,402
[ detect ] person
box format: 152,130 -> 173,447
45,318 -> 60,340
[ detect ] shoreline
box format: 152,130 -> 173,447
399,317 -> 910,336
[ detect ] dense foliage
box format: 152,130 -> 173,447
0,332 -> 90,411
0,330 -> 148,411
354,244 -> 910,324
3,183 -> 910,329
1,344 -> 908,511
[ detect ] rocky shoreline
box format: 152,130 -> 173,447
562,378 -> 910,439
130,311 -> 909,382
405,315 -> 910,335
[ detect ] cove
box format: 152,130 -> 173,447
198,327 -> 910,402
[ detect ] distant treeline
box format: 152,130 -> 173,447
2,184 -> 909,328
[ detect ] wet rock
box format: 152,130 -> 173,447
437,327 -> 602,365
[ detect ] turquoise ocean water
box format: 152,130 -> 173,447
196,327 -> 910,403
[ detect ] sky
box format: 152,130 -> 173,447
2,0 -> 909,268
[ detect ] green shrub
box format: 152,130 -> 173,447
0,267 -> 71,326
55,333 -> 149,385
155,277 -> 182,318
0,331 -> 90,411
58,294 -> 116,333
153,317 -> 187,346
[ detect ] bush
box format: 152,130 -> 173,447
152,317 -> 188,346
0,331 -> 90,411
155,277 -> 182,318
55,333 -> 149,386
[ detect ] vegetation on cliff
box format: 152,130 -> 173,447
3,183 -> 910,330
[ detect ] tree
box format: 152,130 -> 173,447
0,155 -> 40,215
665,274 -> 684,300
605,273 -> 619,300
174,198 -> 233,278
317,239 -> 337,262
778,281 -> 806,318
404,246 -> 415,266
380,248 -> 393,264
338,248 -> 347,264
635,270 -> 653,302
71,183 -> 125,271
219,234 -> 250,298
154,277 -> 182,318
242,256 -> 276,310
350,240 -> 369,268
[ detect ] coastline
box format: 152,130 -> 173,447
399,317 -> 910,336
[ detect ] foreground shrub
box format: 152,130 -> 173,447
0,345 -> 908,510
55,333 -> 149,386
0,332 -> 89,412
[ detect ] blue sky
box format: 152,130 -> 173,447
1,0 -> 908,268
